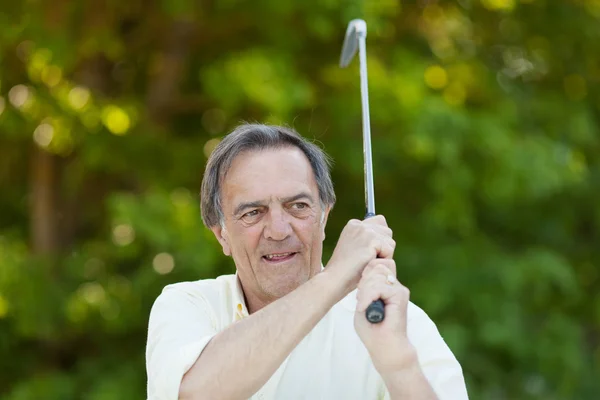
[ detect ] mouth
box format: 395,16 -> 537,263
262,252 -> 298,264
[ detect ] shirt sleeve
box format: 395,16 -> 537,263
146,284 -> 219,400
384,302 -> 469,400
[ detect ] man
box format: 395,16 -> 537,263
146,124 -> 469,400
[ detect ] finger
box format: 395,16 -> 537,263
362,214 -> 389,228
358,282 -> 410,313
356,277 -> 404,312
361,258 -> 390,276
362,259 -> 396,280
374,236 -> 396,259
365,224 -> 393,239
357,264 -> 398,304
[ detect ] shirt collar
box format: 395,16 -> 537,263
233,272 -> 249,321
232,263 -> 325,321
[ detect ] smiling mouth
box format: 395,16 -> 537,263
262,252 -> 297,263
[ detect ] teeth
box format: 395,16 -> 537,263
265,252 -> 292,260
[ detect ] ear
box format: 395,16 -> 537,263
320,206 -> 331,241
211,225 -> 231,256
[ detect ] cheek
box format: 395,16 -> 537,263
297,219 -> 324,244
230,225 -> 263,253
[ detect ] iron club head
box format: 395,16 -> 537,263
339,19 -> 367,68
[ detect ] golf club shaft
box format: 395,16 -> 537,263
358,32 -> 386,324
359,34 -> 375,218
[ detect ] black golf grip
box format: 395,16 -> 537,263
364,211 -> 385,324
366,299 -> 385,323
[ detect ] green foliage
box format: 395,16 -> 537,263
1,0 -> 600,398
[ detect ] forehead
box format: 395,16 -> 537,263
221,147 -> 318,207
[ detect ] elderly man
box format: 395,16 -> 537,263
146,124 -> 469,400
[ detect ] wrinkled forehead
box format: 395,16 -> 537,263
220,147 -> 319,208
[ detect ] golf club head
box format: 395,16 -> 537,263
339,19 -> 367,68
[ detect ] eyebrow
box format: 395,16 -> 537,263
232,192 -> 315,217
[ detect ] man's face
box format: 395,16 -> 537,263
212,147 -> 329,305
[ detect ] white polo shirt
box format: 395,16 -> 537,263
146,274 -> 469,400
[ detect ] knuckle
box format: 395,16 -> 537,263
385,259 -> 396,271
402,286 -> 410,298
374,264 -> 388,274
369,238 -> 379,249
369,259 -> 379,269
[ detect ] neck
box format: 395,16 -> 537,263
238,274 -> 321,314
237,278 -> 277,314
246,295 -> 272,314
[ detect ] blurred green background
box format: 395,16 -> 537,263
1,0 -> 599,399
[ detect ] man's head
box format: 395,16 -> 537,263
200,124 -> 336,308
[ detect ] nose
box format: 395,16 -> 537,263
263,207 -> 292,241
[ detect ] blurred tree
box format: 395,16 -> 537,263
1,0 -> 599,399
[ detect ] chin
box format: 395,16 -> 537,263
263,275 -> 307,299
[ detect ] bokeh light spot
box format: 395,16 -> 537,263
31,48 -> 52,66
79,282 -> 106,305
33,123 -> 54,147
443,83 -> 467,106
41,65 -> 62,87
8,85 -> 30,108
112,224 -> 135,246
153,253 -> 175,275
424,65 -> 448,90
482,0 -> 516,11
102,105 -> 130,135
68,86 -> 91,110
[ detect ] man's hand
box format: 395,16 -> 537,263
354,259 -> 413,371
325,215 -> 395,295
354,259 -> 439,399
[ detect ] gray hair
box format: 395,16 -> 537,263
200,123 -> 336,228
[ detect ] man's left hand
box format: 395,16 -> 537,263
354,259 -> 417,373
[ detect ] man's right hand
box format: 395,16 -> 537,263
325,215 -> 395,294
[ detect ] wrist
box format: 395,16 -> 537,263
375,341 -> 419,378
314,266 -> 350,305
318,264 -> 354,302
378,345 -> 438,400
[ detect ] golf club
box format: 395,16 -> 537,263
340,19 -> 385,324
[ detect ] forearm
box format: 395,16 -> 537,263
179,269 -> 345,400
380,346 -> 439,400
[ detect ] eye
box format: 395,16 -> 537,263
243,209 -> 259,218
291,202 -> 308,210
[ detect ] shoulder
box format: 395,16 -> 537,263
407,301 -> 434,324
152,274 -> 237,310
406,301 -> 446,339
